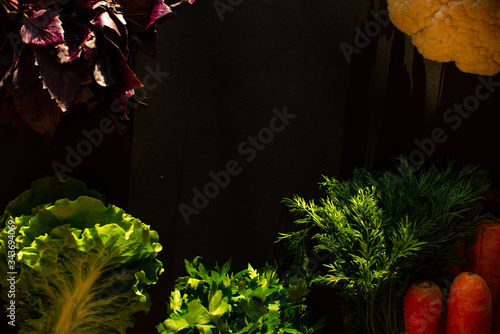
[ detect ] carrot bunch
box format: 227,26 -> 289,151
404,218 -> 500,333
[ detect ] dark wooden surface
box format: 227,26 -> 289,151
126,0 -> 360,332
127,1 -> 500,333
1,0 -> 500,333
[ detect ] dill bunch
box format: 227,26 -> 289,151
278,158 -> 492,334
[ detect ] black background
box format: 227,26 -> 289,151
1,0 -> 500,333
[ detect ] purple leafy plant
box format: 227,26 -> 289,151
0,0 -> 194,137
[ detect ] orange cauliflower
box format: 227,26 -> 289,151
387,0 -> 500,76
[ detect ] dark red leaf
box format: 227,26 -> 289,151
155,0 -> 194,26
21,9 -> 64,46
124,0 -> 193,57
57,14 -> 93,63
117,0 -> 174,32
3,0 -> 19,11
92,11 -> 122,36
93,36 -> 142,91
75,0 -> 96,11
0,12 -> 18,87
168,0 -> 195,10
106,87 -> 135,118
91,8 -> 129,57
11,48 -> 60,137
0,56 -> 19,89
79,31 -> 97,61
146,0 -> 171,30
35,45 -> 88,112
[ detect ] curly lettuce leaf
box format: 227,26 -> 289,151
0,176 -> 106,277
0,175 -> 105,229
1,196 -> 163,334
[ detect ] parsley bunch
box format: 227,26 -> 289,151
157,257 -> 324,334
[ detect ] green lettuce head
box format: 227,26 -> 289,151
0,177 -> 163,334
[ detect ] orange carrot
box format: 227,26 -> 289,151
403,279 -> 442,334
446,272 -> 492,334
493,296 -> 500,334
463,219 -> 500,301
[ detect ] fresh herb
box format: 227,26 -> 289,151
157,257 -> 324,334
278,158 -> 491,334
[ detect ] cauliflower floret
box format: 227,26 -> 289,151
388,0 -> 500,76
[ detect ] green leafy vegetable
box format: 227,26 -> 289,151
0,176 -> 163,334
0,176 -> 106,278
157,257 -> 324,334
278,158 -> 491,334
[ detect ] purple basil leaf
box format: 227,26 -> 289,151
146,0 -> 171,30
118,0 -> 173,32
0,13 -> 17,87
108,87 -> 135,118
93,36 -> 142,90
35,45 -> 88,112
0,8 -> 17,89
92,11 -> 122,36
3,0 -> 19,11
21,9 -> 64,45
0,56 -> 19,89
168,0 -> 195,10
57,14 -> 92,63
11,48 -> 61,137
91,9 -> 129,57
154,0 -> 194,26
80,32 -> 97,61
